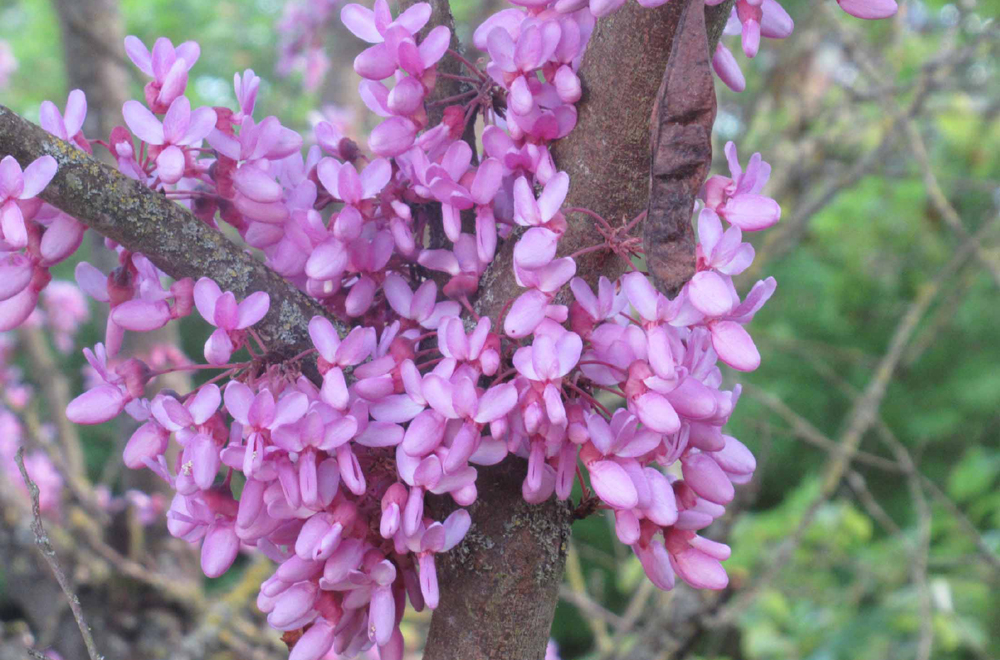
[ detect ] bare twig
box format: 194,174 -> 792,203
15,448 -> 104,660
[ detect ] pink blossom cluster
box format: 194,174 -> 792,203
0,0 -> 894,658
276,0 -> 343,91
708,0 -> 898,93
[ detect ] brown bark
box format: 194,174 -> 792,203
446,4 -> 733,659
423,459 -> 572,660
0,106 -> 334,366
476,0 -> 733,320
644,0 -> 718,296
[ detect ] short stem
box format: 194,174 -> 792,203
569,244 -> 608,260
565,381 -> 612,418
565,206 -> 614,233
427,90 -> 478,107
446,49 -> 486,79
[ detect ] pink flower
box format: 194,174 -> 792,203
124,35 -> 200,112
513,171 -> 569,228
233,69 -> 260,120
208,115 -> 304,164
701,141 -> 781,231
193,278 -> 270,364
40,90 -> 91,152
0,154 -> 57,249
66,343 -> 149,425
383,275 -> 461,329
513,330 -> 582,429
123,96 -> 217,184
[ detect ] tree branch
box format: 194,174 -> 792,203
0,106 -> 333,364
15,448 -> 104,660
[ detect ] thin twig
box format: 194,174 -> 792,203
15,448 -> 104,660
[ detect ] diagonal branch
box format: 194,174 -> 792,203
0,106 -> 333,362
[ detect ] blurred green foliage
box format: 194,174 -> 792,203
1,0 -> 997,658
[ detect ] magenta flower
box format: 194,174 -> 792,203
0,154 -> 57,249
124,35 -> 200,112
123,96 -> 217,184
208,115 -> 304,165
513,330 -> 582,427
383,274 -> 461,329
701,141 -> 781,231
40,89 -> 91,153
66,343 -> 149,425
193,278 -> 270,364
233,68 -> 260,120
342,0 -> 450,79
513,171 -> 569,228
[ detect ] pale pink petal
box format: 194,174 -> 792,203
513,227 -> 558,269
111,299 -> 171,331
193,277 -> 222,324
234,165 -> 283,203
722,194 -> 781,231
537,171 -> 568,222
623,271 -> 659,321
236,291 -> 269,329
760,0 -> 794,37
709,434 -> 756,475
555,332 -> 583,377
0,257 -> 32,302
681,452 -> 734,504
122,100 -> 164,145
19,156 -> 58,199
66,385 -> 125,425
156,145 -> 185,184
0,287 -> 37,331
360,158 -> 392,199
188,384 -> 222,425
124,36 -> 153,76
419,25 -> 451,68
368,116 -> 417,157
710,320 -> 760,371
687,271 -> 733,317
473,383 -> 517,424
634,392 -> 680,434
504,289 -> 548,338
341,4 -> 383,43
588,459 -> 639,509
201,524 -> 240,578
0,202 -> 27,249
204,327 -> 235,365
75,262 -> 109,302
181,107 -> 217,145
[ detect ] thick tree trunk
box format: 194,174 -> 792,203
423,459 -> 572,660
434,3 -> 734,659
51,0 -> 130,162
